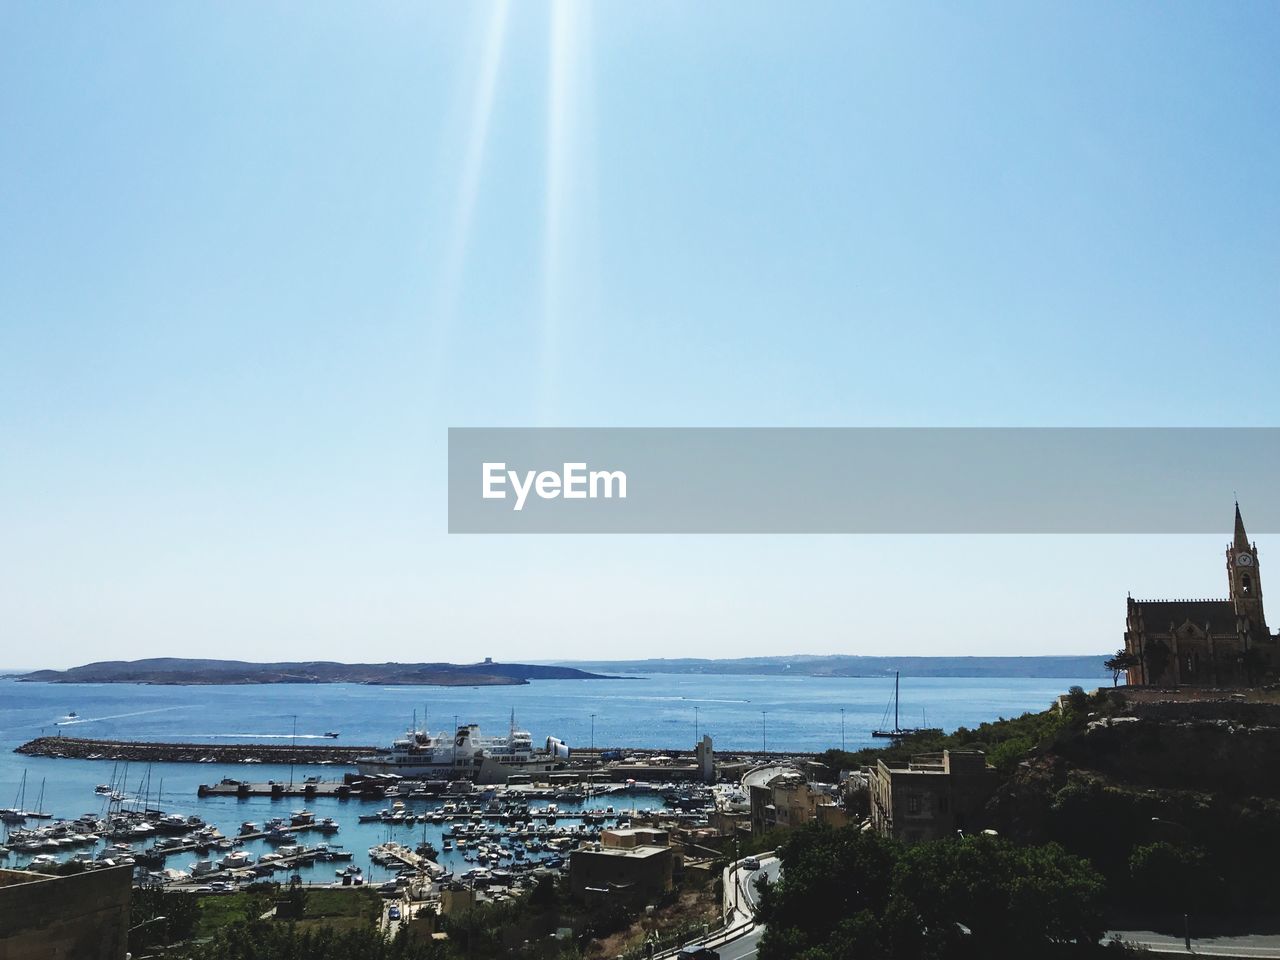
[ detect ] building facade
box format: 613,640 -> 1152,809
743,765 -> 845,836
0,865 -> 131,960
568,829 -> 675,904
1124,504 -> 1277,687
868,750 -> 997,843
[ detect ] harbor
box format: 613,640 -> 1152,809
0,675 -> 1095,891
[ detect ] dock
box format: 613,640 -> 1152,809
196,779 -> 389,799
147,821 -> 330,859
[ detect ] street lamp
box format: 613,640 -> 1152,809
761,712 -> 767,753
840,707 -> 845,751
694,705 -> 699,744
590,713 -> 595,752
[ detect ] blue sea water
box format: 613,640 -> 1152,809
0,674 -> 1094,883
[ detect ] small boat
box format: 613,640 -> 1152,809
323,731 -> 340,739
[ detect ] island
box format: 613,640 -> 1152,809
16,657 -> 622,686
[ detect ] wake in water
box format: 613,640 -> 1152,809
52,706 -> 190,727
189,733 -> 335,740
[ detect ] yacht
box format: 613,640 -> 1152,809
355,715 -> 570,784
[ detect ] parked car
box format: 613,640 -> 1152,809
388,905 -> 401,921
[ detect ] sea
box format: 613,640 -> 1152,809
0,674 -> 1096,884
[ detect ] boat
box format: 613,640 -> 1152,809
323,731 -> 340,739
354,712 -> 570,784
871,671 -> 940,739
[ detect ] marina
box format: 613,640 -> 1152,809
0,674 -> 1094,892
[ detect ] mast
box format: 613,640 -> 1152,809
894,671 -> 900,733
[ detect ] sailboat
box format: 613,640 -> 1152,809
0,771 -> 28,824
871,672 -> 931,739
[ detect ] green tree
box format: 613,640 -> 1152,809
895,836 -> 1104,959
760,827 -> 1109,960
1128,842 -> 1222,914
193,919 -> 447,959
758,826 -> 899,959
1102,650 -> 1139,687
129,887 -> 200,953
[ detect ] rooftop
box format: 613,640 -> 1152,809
576,844 -> 671,860
0,869 -> 52,889
742,764 -> 797,789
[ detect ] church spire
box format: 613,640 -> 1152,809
1235,501 -> 1251,551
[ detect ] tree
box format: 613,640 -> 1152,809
129,887 -> 199,954
1103,650 -> 1139,687
759,826 -> 1109,960
758,826 -> 900,959
895,835 -> 1105,958
193,920 -> 448,959
1128,842 -> 1223,914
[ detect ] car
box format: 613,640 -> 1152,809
741,857 -> 760,871
388,905 -> 401,921
679,947 -> 719,959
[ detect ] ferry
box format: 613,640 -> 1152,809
355,715 -> 570,785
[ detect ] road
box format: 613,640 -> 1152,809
1108,929 -> 1280,957
705,855 -> 779,960
715,925 -> 764,960
734,857 -> 781,916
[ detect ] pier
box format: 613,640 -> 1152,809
16,736 -> 372,766
197,779 -> 389,799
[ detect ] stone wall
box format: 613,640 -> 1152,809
0,865 -> 131,960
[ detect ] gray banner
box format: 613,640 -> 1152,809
447,428 -> 1280,534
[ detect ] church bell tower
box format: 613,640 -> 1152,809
1227,502 -> 1266,632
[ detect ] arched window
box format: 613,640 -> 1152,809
1242,574 -> 1253,596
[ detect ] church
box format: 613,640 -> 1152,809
1124,504 -> 1277,687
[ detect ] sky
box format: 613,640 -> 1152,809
1,2 -> 1278,668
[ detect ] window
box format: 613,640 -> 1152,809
1243,575 -> 1253,595
906,794 -> 921,814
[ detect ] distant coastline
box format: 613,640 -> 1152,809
16,657 -> 623,686
556,654 -> 1110,680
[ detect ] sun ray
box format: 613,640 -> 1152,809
428,0 -> 510,370
537,0 -> 576,423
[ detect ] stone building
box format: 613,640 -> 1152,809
568,829 -> 675,904
1124,504 -> 1278,686
743,765 -> 845,836
868,750 -> 996,843
0,865 -> 131,960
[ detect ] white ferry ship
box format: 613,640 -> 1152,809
355,716 -> 570,785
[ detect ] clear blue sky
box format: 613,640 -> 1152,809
2,2 -> 1278,667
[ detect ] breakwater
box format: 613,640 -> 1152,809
15,735 -> 372,765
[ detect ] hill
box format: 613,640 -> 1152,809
17,658 -> 620,686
